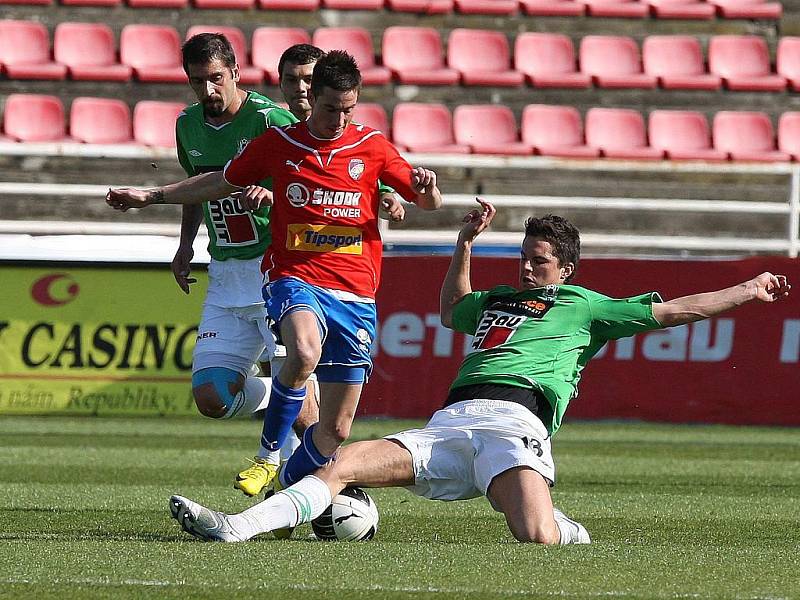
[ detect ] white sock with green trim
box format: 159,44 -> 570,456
227,475 -> 332,538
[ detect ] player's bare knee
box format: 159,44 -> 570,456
192,386 -> 227,419
291,341 -> 321,375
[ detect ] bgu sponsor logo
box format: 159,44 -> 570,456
472,311 -> 524,350
208,196 -> 258,246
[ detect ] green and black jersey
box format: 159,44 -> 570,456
450,284 -> 663,434
176,92 -> 297,261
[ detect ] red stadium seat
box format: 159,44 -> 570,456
62,0 -> 121,5
382,27 -> 459,85
708,36 -> 786,92
323,0 -> 382,7
392,103 -> 470,153
454,0 -> 517,13
252,28 -> 311,84
447,29 -> 524,87
0,0 -> 50,4
713,111 -> 790,162
194,0 -> 254,7
648,0 -> 715,19
710,0 -> 781,19
778,112 -> 800,161
259,0 -> 320,8
352,103 -> 389,135
2,94 -> 66,142
579,36 -> 657,89
453,105 -> 531,155
642,36 -> 720,90
185,26 -> 262,85
585,108 -> 663,159
386,0 -> 453,13
312,28 -> 391,85
776,37 -> 800,92
521,104 -> 598,158
0,20 -> 67,80
54,23 -> 132,82
519,0 -> 584,15
133,101 -> 185,147
514,33 -> 591,89
127,0 -> 188,7
69,97 -> 133,144
583,0 -> 648,18
648,110 -> 727,160
120,25 -> 186,83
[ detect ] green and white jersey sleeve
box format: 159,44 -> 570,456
450,284 -> 662,434
175,91 -> 297,261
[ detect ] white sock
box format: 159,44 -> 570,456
222,376 -> 272,419
228,475 -> 332,538
280,429 -> 301,462
553,508 -> 591,545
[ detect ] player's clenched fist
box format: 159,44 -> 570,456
106,187 -> 158,212
749,272 -> 791,302
238,185 -> 273,211
380,193 -> 405,222
411,166 -> 436,193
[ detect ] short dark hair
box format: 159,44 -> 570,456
310,50 -> 362,97
182,33 -> 237,74
524,215 -> 581,282
278,44 -> 325,79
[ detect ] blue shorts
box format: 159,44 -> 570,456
263,277 -> 377,384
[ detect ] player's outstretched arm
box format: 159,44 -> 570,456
652,272 -> 791,327
106,171 -> 238,211
440,199 -> 496,328
410,166 -> 443,211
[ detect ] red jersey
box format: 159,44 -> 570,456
223,121 -> 417,299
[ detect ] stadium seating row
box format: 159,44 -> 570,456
0,0 -> 781,19
3,94 -> 800,162
2,21 -> 798,92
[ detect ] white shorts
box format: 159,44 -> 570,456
193,302 -> 277,375
387,399 -> 555,509
193,257 -> 277,375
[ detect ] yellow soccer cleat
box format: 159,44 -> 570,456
234,458 -> 278,497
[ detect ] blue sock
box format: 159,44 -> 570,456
282,424 -> 332,486
261,379 -> 305,453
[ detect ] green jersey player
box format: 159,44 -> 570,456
168,199 -> 790,545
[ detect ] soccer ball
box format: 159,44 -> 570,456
311,486 -> 379,541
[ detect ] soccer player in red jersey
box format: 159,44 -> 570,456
107,50 -> 442,491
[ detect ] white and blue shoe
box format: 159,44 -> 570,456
169,495 -> 247,543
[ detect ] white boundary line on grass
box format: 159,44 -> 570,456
1,576 -> 789,599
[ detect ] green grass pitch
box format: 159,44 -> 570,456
1,415 -> 799,599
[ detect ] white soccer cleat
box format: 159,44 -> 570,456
169,495 -> 248,543
553,507 -> 591,544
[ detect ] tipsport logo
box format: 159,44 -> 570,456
286,224 -> 363,255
